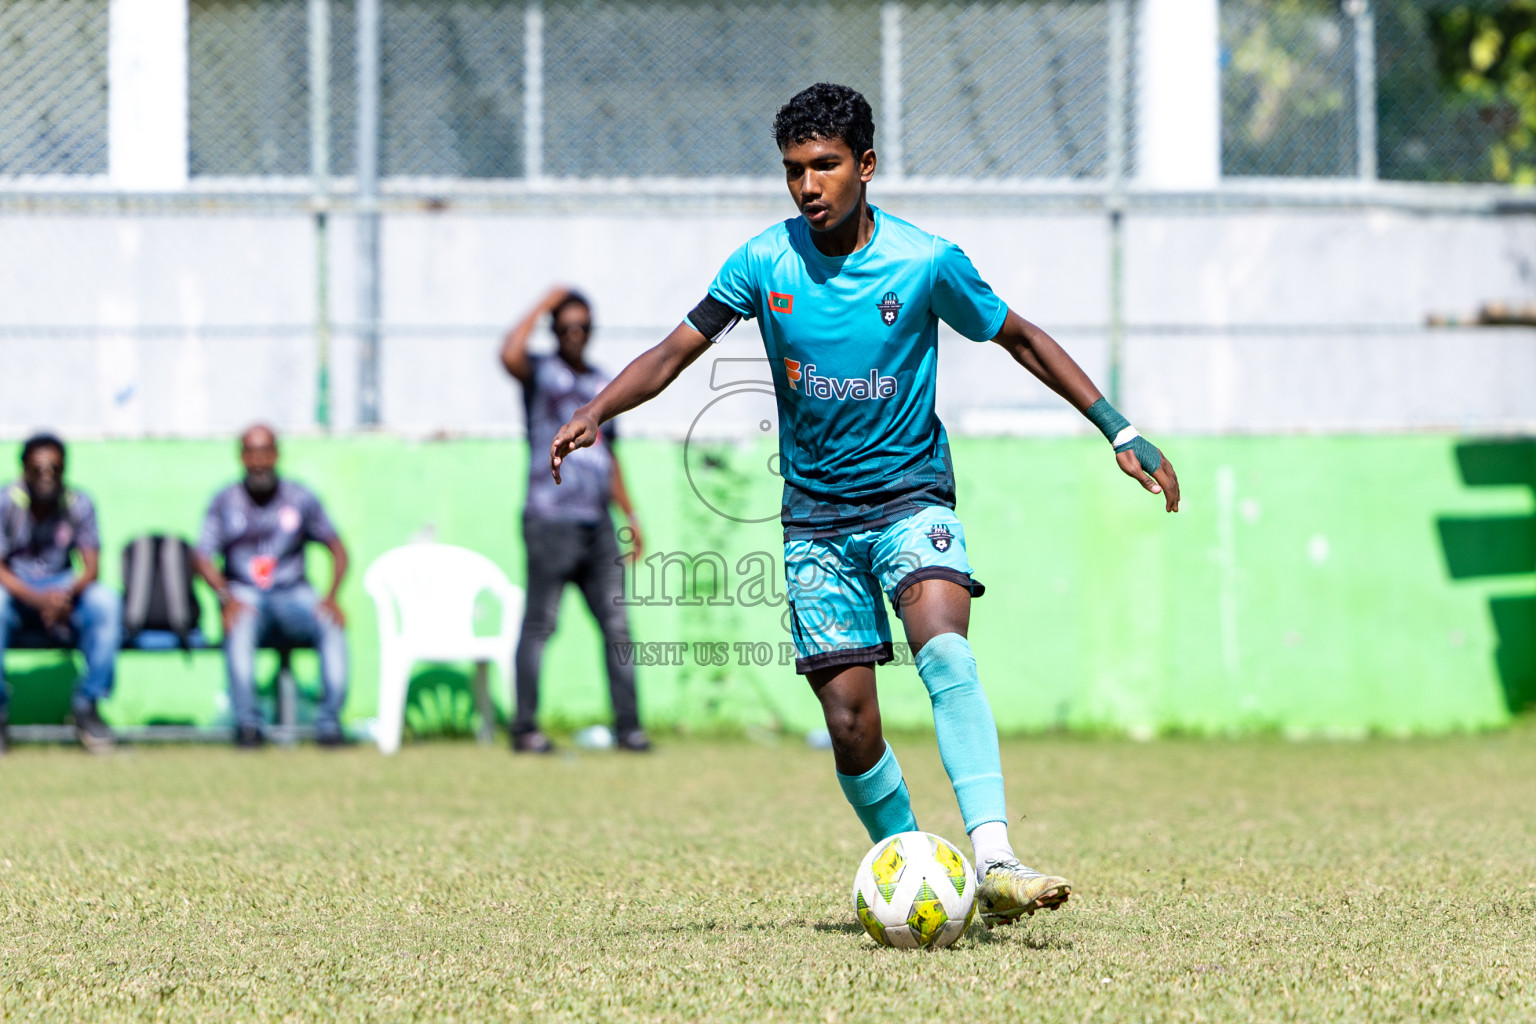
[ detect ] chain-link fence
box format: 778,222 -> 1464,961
1374,0 -> 1529,182
178,0 -> 1119,182
0,0 -> 108,175
904,1 -> 1113,178
1221,0 -> 1363,177
10,0 -> 1533,184
190,0 -> 314,176
1220,0 -> 1536,182
191,0 -> 526,178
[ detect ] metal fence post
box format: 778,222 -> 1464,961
1106,0 -> 1129,408
524,0 -> 543,180
1348,0 -> 1378,181
880,1 -> 903,180
356,0 -> 382,427
309,0 -> 332,430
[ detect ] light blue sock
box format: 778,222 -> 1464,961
915,632 -> 1008,833
836,742 -> 918,843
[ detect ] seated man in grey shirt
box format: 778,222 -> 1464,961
500,287 -> 647,754
0,433 -> 121,754
193,424 -> 350,748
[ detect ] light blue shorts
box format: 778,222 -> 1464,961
783,506 -> 985,675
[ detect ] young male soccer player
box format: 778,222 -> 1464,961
550,83 -> 1180,926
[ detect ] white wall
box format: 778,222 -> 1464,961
0,201 -> 1532,437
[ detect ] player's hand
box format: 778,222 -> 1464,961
550,413 -> 600,484
1116,446 -> 1180,512
220,597 -> 252,633
319,596 -> 347,628
36,589 -> 73,627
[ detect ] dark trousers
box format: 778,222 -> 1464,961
514,515 -> 639,736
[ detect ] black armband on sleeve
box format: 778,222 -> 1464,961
686,294 -> 742,343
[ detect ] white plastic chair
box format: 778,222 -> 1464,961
363,543 -> 523,755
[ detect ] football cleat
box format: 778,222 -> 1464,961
976,859 -> 1071,926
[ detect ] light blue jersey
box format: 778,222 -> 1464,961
692,206 -> 1007,539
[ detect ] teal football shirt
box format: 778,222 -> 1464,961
690,206 -> 1008,539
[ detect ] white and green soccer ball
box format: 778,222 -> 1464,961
852,831 -> 976,949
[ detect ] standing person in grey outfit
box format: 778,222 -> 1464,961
500,287 -> 648,754
193,424 -> 351,749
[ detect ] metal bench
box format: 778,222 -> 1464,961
4,628 -> 318,745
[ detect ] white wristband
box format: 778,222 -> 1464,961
1111,425 -> 1140,448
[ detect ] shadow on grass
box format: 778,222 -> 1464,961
610,918 -> 862,938
965,925 -> 1074,949
810,922 -> 866,935
614,914 -> 1075,945
810,920 -> 1075,949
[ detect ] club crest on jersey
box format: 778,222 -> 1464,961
926,525 -> 953,552
878,291 -> 902,326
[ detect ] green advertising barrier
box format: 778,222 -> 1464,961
0,434 -> 1529,738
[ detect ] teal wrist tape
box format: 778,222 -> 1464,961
1084,397 -> 1130,441
1116,434 -> 1163,475
1087,397 -> 1162,474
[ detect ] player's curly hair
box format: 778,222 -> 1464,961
773,83 -> 874,158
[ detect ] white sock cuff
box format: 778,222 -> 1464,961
967,819 -> 1013,877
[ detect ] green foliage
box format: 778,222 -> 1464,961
1222,0 -> 1353,176
403,667 -> 483,738
1429,0 -> 1536,182
1221,0 -> 1536,181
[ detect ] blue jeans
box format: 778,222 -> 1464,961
224,581 -> 348,736
0,571 -> 123,716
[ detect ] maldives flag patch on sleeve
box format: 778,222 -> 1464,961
769,292 -> 794,314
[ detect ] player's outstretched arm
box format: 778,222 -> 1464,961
550,321 -> 713,483
990,308 -> 1180,512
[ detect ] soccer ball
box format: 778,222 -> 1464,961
852,831 -> 976,949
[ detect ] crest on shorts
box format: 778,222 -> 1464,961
878,291 -> 902,326
926,525 -> 953,552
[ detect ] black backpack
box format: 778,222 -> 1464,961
121,534 -> 201,651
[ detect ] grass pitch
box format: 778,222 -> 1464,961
3,728 -> 1534,1022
